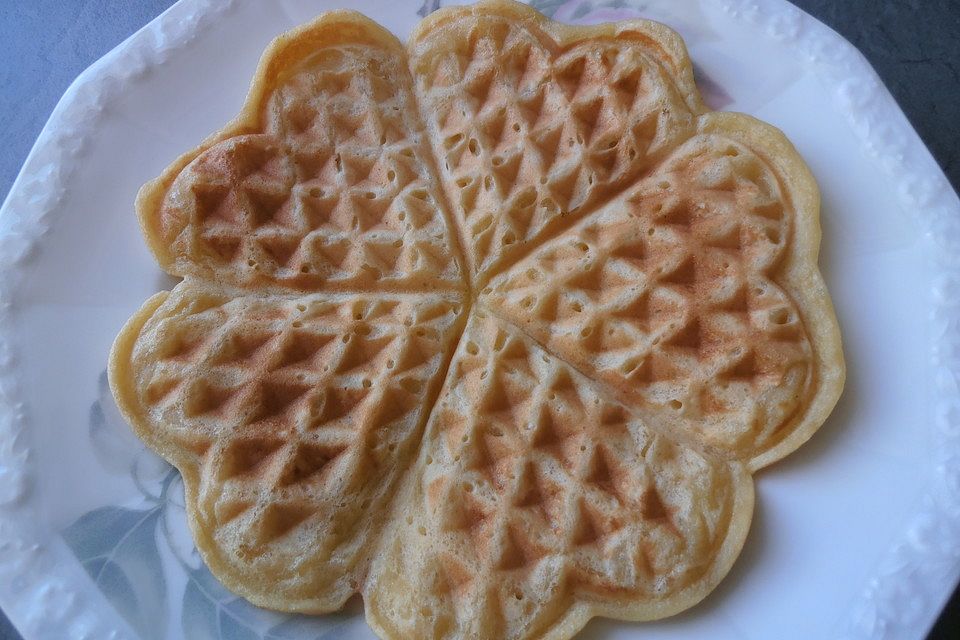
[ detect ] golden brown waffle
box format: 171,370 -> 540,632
366,312 -> 752,638
409,1 -> 698,282
110,2 -> 844,638
484,129 -> 818,464
113,282 -> 464,610
142,14 -> 463,292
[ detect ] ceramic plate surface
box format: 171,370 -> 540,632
1,1 -> 959,639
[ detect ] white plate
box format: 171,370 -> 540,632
1,0 -> 958,638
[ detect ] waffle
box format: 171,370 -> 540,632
112,282 -> 464,610
139,12 -> 464,293
366,311 -> 753,638
484,129 -> 817,463
409,0 -> 698,282
110,1 -> 844,638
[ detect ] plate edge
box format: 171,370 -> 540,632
0,0 -> 239,638
724,1 -> 960,639
0,0 -> 958,639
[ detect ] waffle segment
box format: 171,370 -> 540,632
141,13 -> 464,292
483,128 -> 817,464
111,281 -> 464,610
409,0 -> 698,282
365,313 -> 752,639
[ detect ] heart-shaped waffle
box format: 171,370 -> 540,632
110,2 -> 844,638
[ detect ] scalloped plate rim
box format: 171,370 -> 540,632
0,0 -> 958,639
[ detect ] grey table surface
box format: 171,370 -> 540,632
1,1 -> 958,638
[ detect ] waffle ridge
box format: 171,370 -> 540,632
110,2 -> 844,638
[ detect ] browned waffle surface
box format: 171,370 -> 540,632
111,1 -> 844,638
409,4 -> 698,282
483,132 -> 815,464
142,15 -> 464,293
366,312 -> 751,639
112,282 -> 465,610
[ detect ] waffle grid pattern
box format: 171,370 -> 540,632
111,2 -> 838,639
366,313 -> 742,638
485,134 -> 814,457
128,286 -> 465,603
410,12 -> 695,279
158,44 -> 463,292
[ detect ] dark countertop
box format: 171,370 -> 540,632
1,1 -> 958,639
